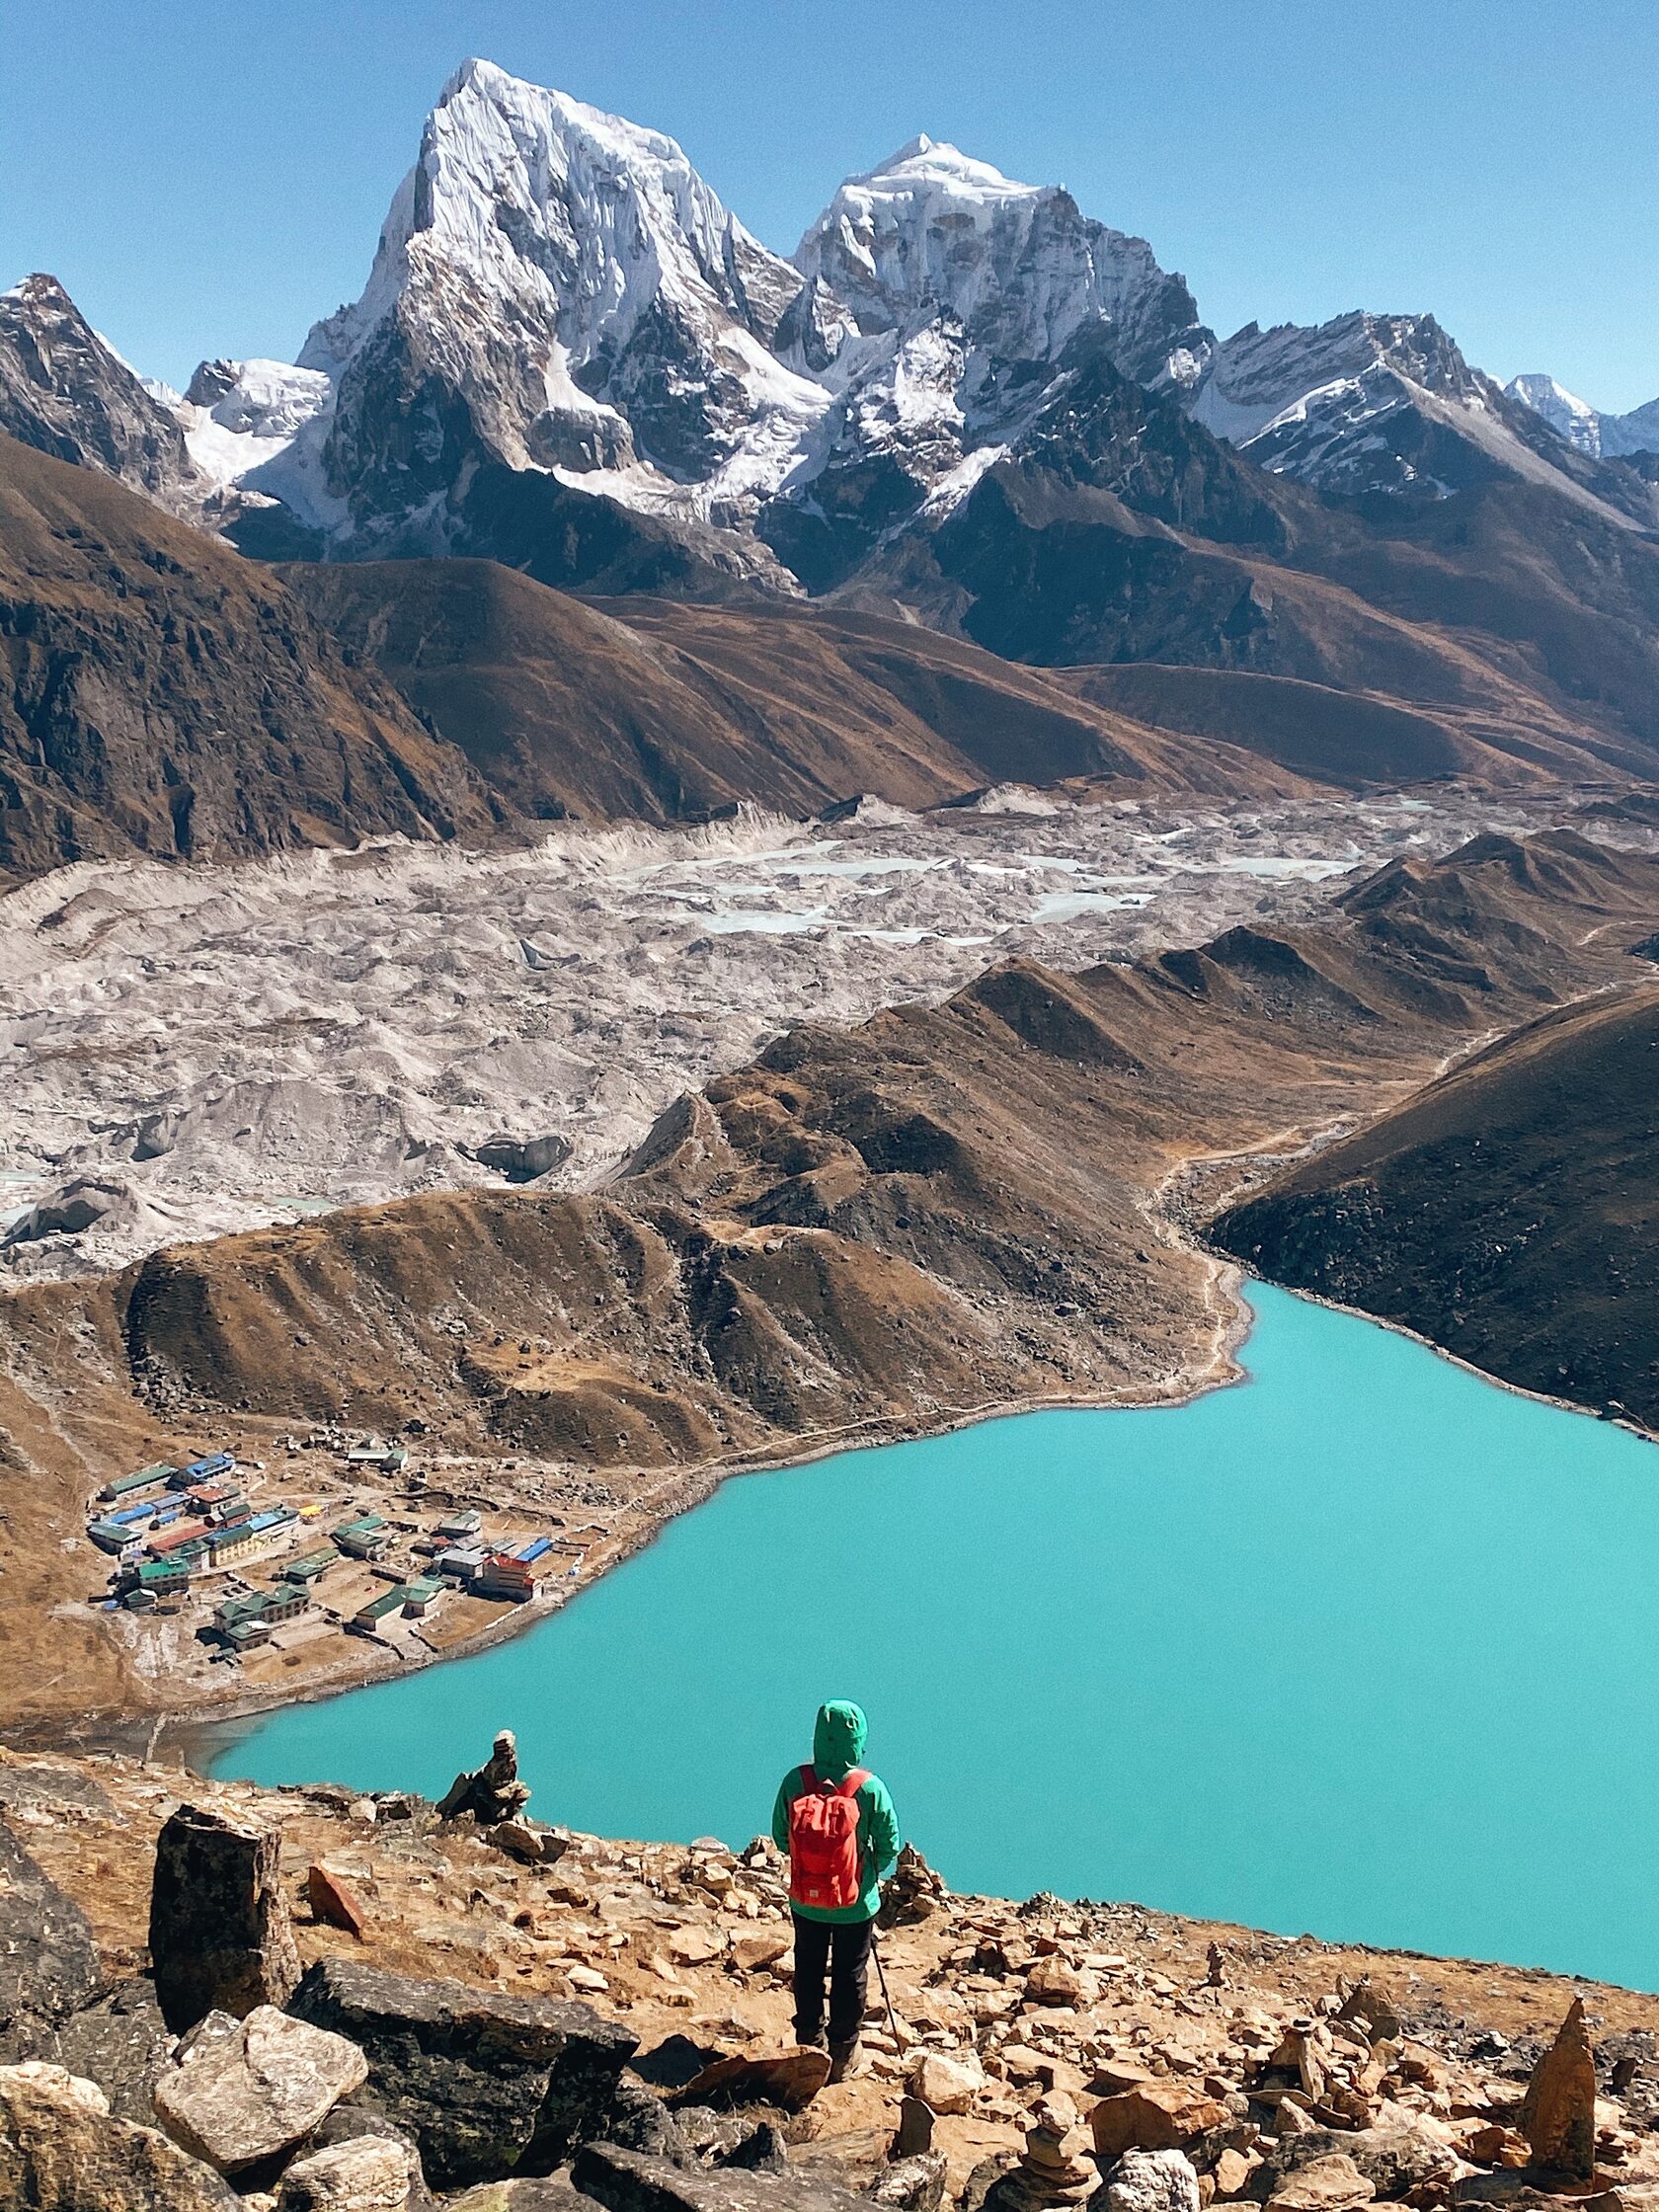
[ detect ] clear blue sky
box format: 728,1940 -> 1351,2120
4,0 -> 1655,411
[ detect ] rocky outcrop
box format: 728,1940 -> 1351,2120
149,1804 -> 302,2032
286,1958 -> 636,2189
0,2060 -> 239,2212
151,2005 -> 369,2172
0,1816 -> 101,2052
437,1730 -> 534,1826
1520,2000 -> 1598,2179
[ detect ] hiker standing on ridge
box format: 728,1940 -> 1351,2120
772,1699 -> 901,2082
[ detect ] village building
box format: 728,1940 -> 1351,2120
402,1575 -> 443,1618
352,1585 -> 414,1631
146,1519 -> 211,1559
332,1513 -> 390,1560
99,1462 -> 177,1504
279,1544 -> 341,1586
433,1509 -> 483,1541
213,1584 -> 309,1648
476,1551 -> 543,1603
124,1557 -> 192,1600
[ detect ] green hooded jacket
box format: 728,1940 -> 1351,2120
771,1699 -> 901,1925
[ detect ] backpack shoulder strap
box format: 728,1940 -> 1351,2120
798,1763 -> 819,1795
837,1767 -> 871,1797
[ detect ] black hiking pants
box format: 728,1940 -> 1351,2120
791,1908 -> 875,2048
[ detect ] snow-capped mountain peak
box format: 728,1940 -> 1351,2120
794,134 -> 1207,387
1506,372 -> 1602,454
1506,371 -> 1659,461
288,56 -> 831,545
303,58 -> 798,374
42,57 -> 1640,585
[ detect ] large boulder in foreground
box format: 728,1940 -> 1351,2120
151,2004 -> 368,2173
149,1803 -> 302,2032
0,1817 -> 101,2049
287,1958 -> 636,2190
0,2059 -> 238,2211
572,2142 -> 872,2212
1089,2083 -> 1229,2161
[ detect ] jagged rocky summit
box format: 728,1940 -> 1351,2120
11,56 -> 1652,600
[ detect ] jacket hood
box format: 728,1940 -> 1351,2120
813,1699 -> 868,1780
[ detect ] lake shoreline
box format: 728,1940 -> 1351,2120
42,1232 -> 1655,1786
169,1258 -> 1261,1773
201,1282 -> 1659,1989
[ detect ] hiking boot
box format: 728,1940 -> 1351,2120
828,2036 -> 861,2084
796,2027 -> 828,2052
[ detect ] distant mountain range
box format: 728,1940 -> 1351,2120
4,57 -> 1659,825
14,60 -> 1654,556
1504,373 -> 1659,460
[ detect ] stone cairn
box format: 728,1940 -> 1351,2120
435,1726 -> 533,1826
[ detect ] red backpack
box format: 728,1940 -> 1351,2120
786,1764 -> 870,1911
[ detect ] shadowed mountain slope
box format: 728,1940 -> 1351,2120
1212,981 -> 1659,1429
281,558 -> 1334,819
0,434 -> 499,887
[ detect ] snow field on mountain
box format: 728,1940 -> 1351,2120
0,790 -> 1574,1283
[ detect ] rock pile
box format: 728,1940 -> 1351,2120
437,1730 -> 535,1829
0,1748 -> 1653,2212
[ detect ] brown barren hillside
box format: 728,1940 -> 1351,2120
1212,981 -> 1659,1427
0,434 -> 499,887
283,558 -> 1331,822
3,830 -> 1658,1733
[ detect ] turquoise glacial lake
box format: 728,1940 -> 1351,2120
212,1284 -> 1659,1989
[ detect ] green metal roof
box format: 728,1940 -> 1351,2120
281,1545 -> 339,1579
135,1558 -> 190,1586
101,1463 -> 177,1498
356,1586 -> 411,1621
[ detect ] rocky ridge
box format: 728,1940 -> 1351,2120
0,276 -> 207,517
1210,978 -> 1659,1428
4,1743 -> 1659,2212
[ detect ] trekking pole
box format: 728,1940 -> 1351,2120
870,1923 -> 901,2043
